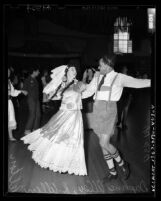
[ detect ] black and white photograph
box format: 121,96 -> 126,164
3,3 -> 157,196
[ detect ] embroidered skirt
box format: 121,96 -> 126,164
21,109 -> 87,176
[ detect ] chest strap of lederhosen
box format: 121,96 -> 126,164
108,73 -> 118,102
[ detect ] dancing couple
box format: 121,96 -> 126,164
21,57 -> 151,181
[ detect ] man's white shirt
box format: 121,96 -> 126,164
82,70 -> 151,101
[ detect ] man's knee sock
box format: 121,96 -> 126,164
104,153 -> 117,175
111,149 -> 124,166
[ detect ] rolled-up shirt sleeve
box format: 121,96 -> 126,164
10,83 -> 21,97
81,76 -> 97,99
120,74 -> 151,88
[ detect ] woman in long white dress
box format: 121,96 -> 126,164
8,68 -> 28,141
21,65 -> 87,176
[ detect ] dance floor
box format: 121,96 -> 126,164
7,89 -> 151,195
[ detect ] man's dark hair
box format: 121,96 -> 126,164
101,55 -> 116,68
28,65 -> 40,75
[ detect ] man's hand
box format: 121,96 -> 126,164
21,90 -> 28,96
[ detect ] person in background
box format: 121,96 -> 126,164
135,71 -> 142,78
11,72 -> 20,108
82,55 -> 151,182
8,68 -> 28,141
82,67 -> 95,84
116,66 -> 133,130
19,70 -> 29,89
142,72 -> 148,79
23,66 -> 41,136
41,69 -> 51,111
82,68 -> 95,114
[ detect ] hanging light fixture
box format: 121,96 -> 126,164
114,16 -> 132,54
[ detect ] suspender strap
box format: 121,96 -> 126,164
108,73 -> 118,101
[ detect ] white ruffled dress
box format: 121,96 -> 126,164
21,83 -> 87,176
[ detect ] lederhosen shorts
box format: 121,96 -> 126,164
85,73 -> 118,137
89,100 -> 117,137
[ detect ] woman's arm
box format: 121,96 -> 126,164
81,73 -> 98,99
82,70 -> 87,83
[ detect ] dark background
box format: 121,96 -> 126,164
4,4 -> 155,77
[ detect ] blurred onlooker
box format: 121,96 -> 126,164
41,69 -> 51,111
82,67 -> 95,114
12,74 -> 19,87
22,66 -> 41,135
8,68 -> 28,141
9,70 -> 20,108
142,72 -> 148,79
135,71 -> 142,78
82,67 -> 95,84
19,70 -> 29,89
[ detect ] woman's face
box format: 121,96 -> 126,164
67,67 -> 77,81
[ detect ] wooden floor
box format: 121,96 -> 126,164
8,89 -> 151,195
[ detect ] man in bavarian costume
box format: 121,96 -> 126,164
82,55 -> 151,182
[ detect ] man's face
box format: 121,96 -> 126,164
98,59 -> 110,75
35,70 -> 40,77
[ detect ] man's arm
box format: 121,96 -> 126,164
120,74 -> 151,88
10,82 -> 21,97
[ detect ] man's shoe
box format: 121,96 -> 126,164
103,172 -> 118,183
119,161 -> 130,180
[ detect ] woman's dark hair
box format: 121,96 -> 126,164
50,65 -> 76,99
59,64 -> 78,96
67,59 -> 80,79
